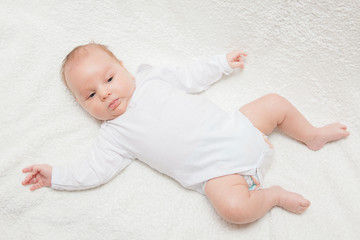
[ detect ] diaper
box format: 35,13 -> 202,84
244,174 -> 261,190
198,135 -> 274,196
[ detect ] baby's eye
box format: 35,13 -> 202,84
107,77 -> 113,82
89,92 -> 95,98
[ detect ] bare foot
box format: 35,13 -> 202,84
272,186 -> 311,214
306,123 -> 350,151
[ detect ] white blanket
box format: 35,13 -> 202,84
1,1 -> 359,239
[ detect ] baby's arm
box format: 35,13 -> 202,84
50,154 -> 132,191
22,164 -> 52,191
22,127 -> 133,191
22,153 -> 132,191
155,50 -> 247,93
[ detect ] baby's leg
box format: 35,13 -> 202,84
205,174 -> 310,224
239,94 -> 349,150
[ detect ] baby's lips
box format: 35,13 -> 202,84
108,99 -> 116,108
108,98 -> 120,109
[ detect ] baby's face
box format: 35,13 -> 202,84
64,47 -> 135,121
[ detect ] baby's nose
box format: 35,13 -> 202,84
101,90 -> 111,100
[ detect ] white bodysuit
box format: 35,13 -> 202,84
51,54 -> 272,195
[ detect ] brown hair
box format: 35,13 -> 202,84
60,42 -> 118,91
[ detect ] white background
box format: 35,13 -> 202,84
0,1 -> 359,239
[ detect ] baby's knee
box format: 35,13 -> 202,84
264,93 -> 288,104
216,198 -> 253,224
264,93 -> 292,112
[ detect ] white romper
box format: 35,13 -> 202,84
51,54 -> 273,195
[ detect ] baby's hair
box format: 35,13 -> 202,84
60,42 -> 118,91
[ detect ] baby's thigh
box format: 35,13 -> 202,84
205,174 -> 249,221
239,93 -> 286,135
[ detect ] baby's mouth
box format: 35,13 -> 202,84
108,98 -> 120,110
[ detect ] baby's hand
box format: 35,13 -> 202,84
22,164 -> 52,191
226,51 -> 247,69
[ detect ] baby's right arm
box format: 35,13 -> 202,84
22,164 -> 52,191
22,152 -> 132,192
23,126 -> 133,191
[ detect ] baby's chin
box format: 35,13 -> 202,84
93,115 -> 116,121
92,112 -> 123,121
87,112 -> 111,121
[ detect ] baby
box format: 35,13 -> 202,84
22,43 -> 350,224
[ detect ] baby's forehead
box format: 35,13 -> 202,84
64,49 -> 95,75
67,46 -> 97,65
66,45 -> 116,69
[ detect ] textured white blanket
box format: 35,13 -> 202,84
1,1 -> 359,239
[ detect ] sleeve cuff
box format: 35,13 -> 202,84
219,54 -> 233,75
51,165 -> 74,190
50,166 -> 63,190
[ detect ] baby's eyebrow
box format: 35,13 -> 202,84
78,89 -> 89,99
78,66 -> 113,99
104,67 -> 114,78
79,84 -> 92,98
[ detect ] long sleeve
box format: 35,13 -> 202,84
152,54 -> 233,93
51,127 -> 133,191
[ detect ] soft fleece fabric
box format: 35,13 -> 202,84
1,1 -> 359,239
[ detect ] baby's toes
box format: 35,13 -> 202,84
297,199 -> 311,213
300,199 -> 311,208
340,124 -> 347,130
339,127 -> 350,137
298,206 -> 308,214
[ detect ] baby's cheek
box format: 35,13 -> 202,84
87,103 -> 103,118
95,103 -> 106,114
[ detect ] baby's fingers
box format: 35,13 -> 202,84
231,51 -> 247,59
22,171 -> 37,185
22,166 -> 34,173
231,61 -> 245,69
30,182 -> 42,191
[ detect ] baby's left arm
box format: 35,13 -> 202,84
154,51 -> 247,94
